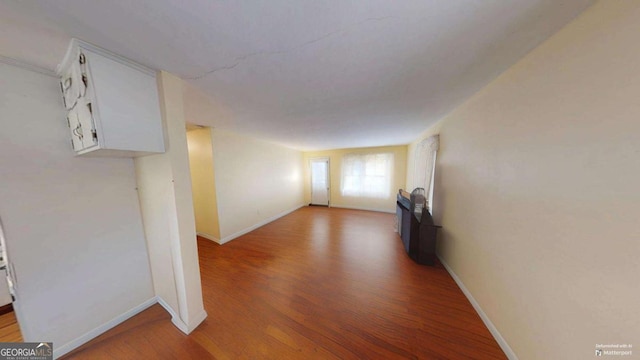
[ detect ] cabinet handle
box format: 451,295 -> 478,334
62,77 -> 72,91
73,124 -> 83,140
60,82 -> 67,108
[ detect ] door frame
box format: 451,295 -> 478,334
309,157 -> 330,206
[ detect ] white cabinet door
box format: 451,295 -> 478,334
60,50 -> 85,110
58,39 -> 165,157
67,108 -> 84,151
76,99 -> 98,149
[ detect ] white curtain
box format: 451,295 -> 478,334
341,153 -> 393,198
414,135 -> 439,203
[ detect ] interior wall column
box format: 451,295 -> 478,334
134,70 -> 207,334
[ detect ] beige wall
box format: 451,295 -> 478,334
407,1 -> 640,359
212,130 -> 304,241
303,146 -> 407,213
187,127 -> 220,240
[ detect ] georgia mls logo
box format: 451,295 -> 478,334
596,348 -> 603,356
0,342 -> 53,359
36,342 -> 51,351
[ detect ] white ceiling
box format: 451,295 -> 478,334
1,0 -> 594,150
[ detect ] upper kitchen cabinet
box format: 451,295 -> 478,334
57,39 -> 165,157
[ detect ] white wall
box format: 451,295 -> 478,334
134,71 -> 207,333
212,130 -> 304,242
407,1 -> 640,359
0,62 -> 154,348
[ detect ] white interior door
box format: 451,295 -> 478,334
310,159 -> 330,206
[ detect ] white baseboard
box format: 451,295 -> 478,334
197,232 -> 221,244
53,297 -> 157,359
219,204 -> 304,244
156,296 -> 188,333
155,296 -> 207,334
437,255 -> 518,360
329,204 -> 395,214
186,309 -> 208,334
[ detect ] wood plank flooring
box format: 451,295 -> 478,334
64,207 -> 506,359
0,310 -> 23,342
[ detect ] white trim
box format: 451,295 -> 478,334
219,204 -> 304,244
156,293 -> 186,333
153,297 -> 207,335
197,232 -> 221,244
330,204 -> 395,214
0,55 -> 57,77
156,296 -> 188,333
185,309 -> 208,334
309,157 -> 330,206
437,255 -> 518,360
53,297 -> 157,359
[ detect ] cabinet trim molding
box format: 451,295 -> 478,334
57,38 -> 157,77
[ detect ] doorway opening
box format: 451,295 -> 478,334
186,125 -> 221,243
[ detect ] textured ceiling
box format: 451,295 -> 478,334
0,0 -> 594,150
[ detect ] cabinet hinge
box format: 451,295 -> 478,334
79,53 -> 86,65
92,129 -> 98,142
60,81 -> 67,108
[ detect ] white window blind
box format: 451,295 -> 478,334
414,134 -> 439,210
341,153 -> 393,198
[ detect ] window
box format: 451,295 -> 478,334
413,135 -> 439,211
341,153 -> 393,198
427,151 -> 437,212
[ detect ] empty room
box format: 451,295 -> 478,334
0,0 -> 637,359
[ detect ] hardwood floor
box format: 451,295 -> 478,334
65,207 -> 506,359
0,310 -> 22,342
